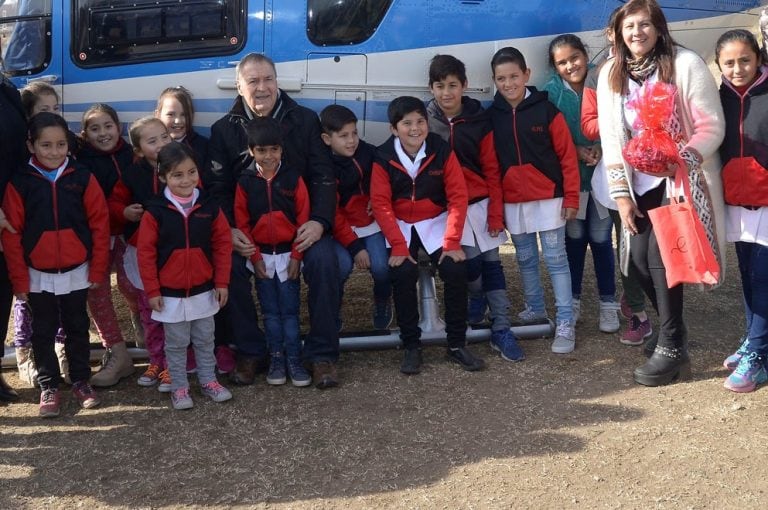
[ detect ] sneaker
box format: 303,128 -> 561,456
400,348 -> 423,375
287,357 -> 312,387
171,387 -> 194,410
215,345 -> 236,375
311,361 -> 339,389
490,329 -> 525,361
157,369 -> 172,393
620,316 -> 653,346
16,346 -> 39,388
137,364 -> 162,386
54,342 -> 71,384
39,388 -> 61,418
572,298 -> 581,323
723,336 -> 750,371
619,293 -> 633,320
373,298 -> 394,330
72,381 -> 101,409
552,320 -> 576,354
724,352 -> 768,393
517,304 -> 548,324
200,380 -> 233,402
599,301 -> 620,333
266,353 -> 287,385
447,346 -> 486,371
467,295 -> 488,325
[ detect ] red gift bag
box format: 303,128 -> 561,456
647,167 -> 720,288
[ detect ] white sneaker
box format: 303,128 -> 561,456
517,304 -> 549,323
552,320 -> 576,354
599,301 -> 620,333
572,298 -> 581,323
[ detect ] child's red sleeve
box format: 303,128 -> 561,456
478,132 -> 504,232
581,87 -> 600,142
83,174 -> 111,285
1,185 -> 30,294
136,212 -> 161,299
108,180 -> 131,231
211,208 -> 232,288
549,112 -> 581,210
291,177 -> 311,260
442,151 -> 469,251
370,162 -> 408,257
234,183 -> 261,262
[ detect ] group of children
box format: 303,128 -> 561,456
4,19 -> 768,417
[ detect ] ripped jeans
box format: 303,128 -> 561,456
510,226 -> 573,324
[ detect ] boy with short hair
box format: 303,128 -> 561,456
320,105 -> 393,329
426,54 -> 523,361
234,117 -> 312,387
370,96 -> 485,374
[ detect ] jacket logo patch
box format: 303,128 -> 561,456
279,188 -> 296,198
531,125 -> 545,133
63,183 -> 84,193
428,169 -> 444,176
193,212 -> 212,219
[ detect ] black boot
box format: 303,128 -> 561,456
634,345 -> 691,386
0,372 -> 19,402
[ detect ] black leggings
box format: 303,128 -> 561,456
630,184 -> 686,348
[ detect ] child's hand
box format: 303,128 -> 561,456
124,203 -> 144,222
488,228 -> 501,238
577,146 -> 599,166
88,281 -> 101,290
254,259 -> 268,279
14,292 -> 27,302
287,258 -> 301,280
232,228 -> 256,258
215,287 -> 229,308
354,249 -> 370,269
148,296 -> 164,312
439,249 -> 466,264
389,254 -> 416,267
561,207 -> 578,221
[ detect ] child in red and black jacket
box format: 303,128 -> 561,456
426,54 -> 523,362
1,113 -> 110,417
320,104 -> 393,330
234,117 -> 312,388
108,116 -> 172,390
76,103 -> 139,387
371,96 -> 484,375
137,142 -> 233,410
489,47 -> 580,355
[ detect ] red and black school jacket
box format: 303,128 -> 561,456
489,87 -> 580,209
108,158 -> 164,246
77,138 -> 134,234
426,96 -> 504,232
330,141 -> 376,257
137,191 -> 232,299
1,159 -> 110,294
234,162 -> 310,263
719,66 -> 768,208
370,133 -> 468,257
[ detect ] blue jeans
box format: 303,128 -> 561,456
735,241 -> 768,355
334,239 -> 354,307
465,245 -> 510,331
256,275 -> 301,358
511,226 -> 573,323
362,231 -> 392,301
565,194 -> 616,302
302,235 -> 341,363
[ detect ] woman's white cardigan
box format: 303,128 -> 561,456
596,47 -> 727,281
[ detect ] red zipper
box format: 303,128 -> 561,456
512,108 -> 523,165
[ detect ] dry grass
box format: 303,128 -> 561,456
2,242 -> 767,509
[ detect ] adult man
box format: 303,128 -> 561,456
208,53 -> 341,389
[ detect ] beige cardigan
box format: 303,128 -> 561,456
596,47 -> 727,282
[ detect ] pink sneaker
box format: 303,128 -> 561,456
215,345 -> 236,374
39,388 -> 61,418
620,315 -> 652,346
619,293 -> 633,320
72,381 -> 101,409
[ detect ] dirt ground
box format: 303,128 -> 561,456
1,243 -> 767,509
